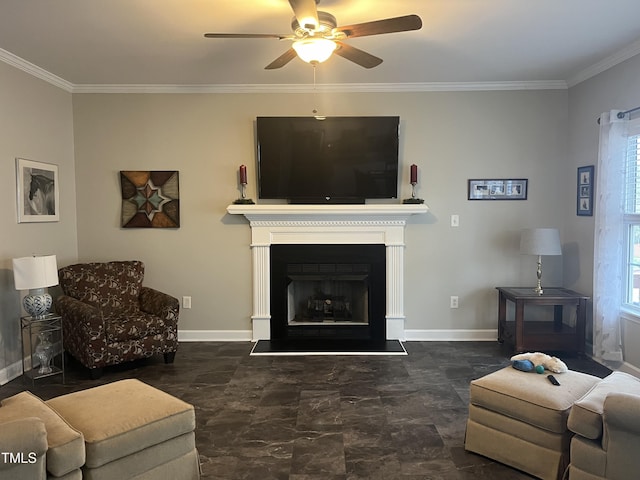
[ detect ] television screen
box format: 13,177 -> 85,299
256,116 -> 399,203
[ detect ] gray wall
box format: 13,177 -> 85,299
0,62 -> 77,382
71,89 -> 568,336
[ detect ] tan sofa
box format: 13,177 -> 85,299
0,391 -> 85,479
0,379 -> 199,480
567,371 -> 640,480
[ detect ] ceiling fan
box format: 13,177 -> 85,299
204,0 -> 422,69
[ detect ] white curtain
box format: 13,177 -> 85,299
592,110 -> 626,362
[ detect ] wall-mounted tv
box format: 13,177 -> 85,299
256,116 -> 400,204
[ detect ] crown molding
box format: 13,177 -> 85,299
567,38 -> 640,87
70,80 -> 567,94
0,48 -> 73,92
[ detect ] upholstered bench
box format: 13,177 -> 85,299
464,366 -> 600,480
46,379 -> 200,480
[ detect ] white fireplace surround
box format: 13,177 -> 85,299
227,204 -> 429,341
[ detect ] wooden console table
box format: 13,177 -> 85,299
496,287 -> 588,354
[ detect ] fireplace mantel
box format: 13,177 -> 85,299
227,203 -> 429,341
227,203 -> 429,222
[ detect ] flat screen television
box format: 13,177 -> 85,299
256,116 -> 400,203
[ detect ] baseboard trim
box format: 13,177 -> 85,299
404,329 -> 498,341
178,330 -> 253,342
0,360 -> 25,386
177,329 -> 499,342
618,361 -> 640,377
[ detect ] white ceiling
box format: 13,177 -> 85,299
1,0 -> 640,90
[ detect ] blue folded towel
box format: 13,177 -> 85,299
512,359 -> 535,372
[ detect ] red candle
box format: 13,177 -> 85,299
410,164 -> 418,184
239,165 -> 247,185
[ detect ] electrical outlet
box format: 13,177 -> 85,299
451,214 -> 460,227
450,296 -> 459,308
182,296 -> 192,309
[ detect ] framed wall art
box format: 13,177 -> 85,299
16,158 -> 60,223
120,170 -> 180,228
468,179 -> 528,200
577,165 -> 595,216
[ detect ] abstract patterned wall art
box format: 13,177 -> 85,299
120,171 -> 180,228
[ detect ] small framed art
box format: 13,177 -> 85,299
16,158 -> 60,223
577,165 -> 594,216
468,179 -> 528,200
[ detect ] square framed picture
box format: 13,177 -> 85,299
16,158 -> 60,223
577,165 -> 595,216
468,179 -> 528,200
120,170 -> 180,228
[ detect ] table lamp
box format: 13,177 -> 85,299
520,228 -> 561,295
12,255 -> 58,317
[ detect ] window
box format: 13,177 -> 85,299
624,118 -> 640,309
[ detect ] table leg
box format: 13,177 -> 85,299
554,305 -> 563,332
515,300 -> 525,353
498,291 -> 506,343
576,299 -> 586,354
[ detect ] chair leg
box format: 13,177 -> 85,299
89,367 -> 104,380
164,352 -> 176,364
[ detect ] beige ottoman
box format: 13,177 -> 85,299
464,366 -> 600,480
47,379 -> 200,480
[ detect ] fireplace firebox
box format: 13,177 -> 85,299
270,244 -> 386,342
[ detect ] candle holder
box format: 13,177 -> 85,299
233,183 -> 255,204
233,165 -> 255,204
403,182 -> 424,204
403,164 -> 424,204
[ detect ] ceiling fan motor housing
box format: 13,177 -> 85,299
292,11 -> 337,37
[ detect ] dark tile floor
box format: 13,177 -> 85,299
1,341 -> 612,479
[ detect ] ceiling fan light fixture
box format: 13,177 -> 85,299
293,37 -> 337,64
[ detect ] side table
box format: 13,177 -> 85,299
496,287 -> 589,354
21,313 -> 65,385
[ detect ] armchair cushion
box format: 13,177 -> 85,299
104,309 -> 170,342
58,261 -> 144,312
568,371 -> 640,440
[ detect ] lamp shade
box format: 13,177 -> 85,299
12,255 -> 58,290
520,228 -> 562,256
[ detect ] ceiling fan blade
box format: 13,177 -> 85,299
265,48 -> 298,69
334,41 -> 382,69
288,0 -> 319,30
335,14 -> 422,38
204,33 -> 292,40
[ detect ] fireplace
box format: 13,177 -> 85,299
270,244 -> 386,341
226,204 -> 429,341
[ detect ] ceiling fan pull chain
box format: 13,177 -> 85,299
312,64 -> 319,115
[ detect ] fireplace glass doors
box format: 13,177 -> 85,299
270,244 -> 386,342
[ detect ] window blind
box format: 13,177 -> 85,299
624,118 -> 640,213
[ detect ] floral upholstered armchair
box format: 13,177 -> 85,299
55,261 -> 179,379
